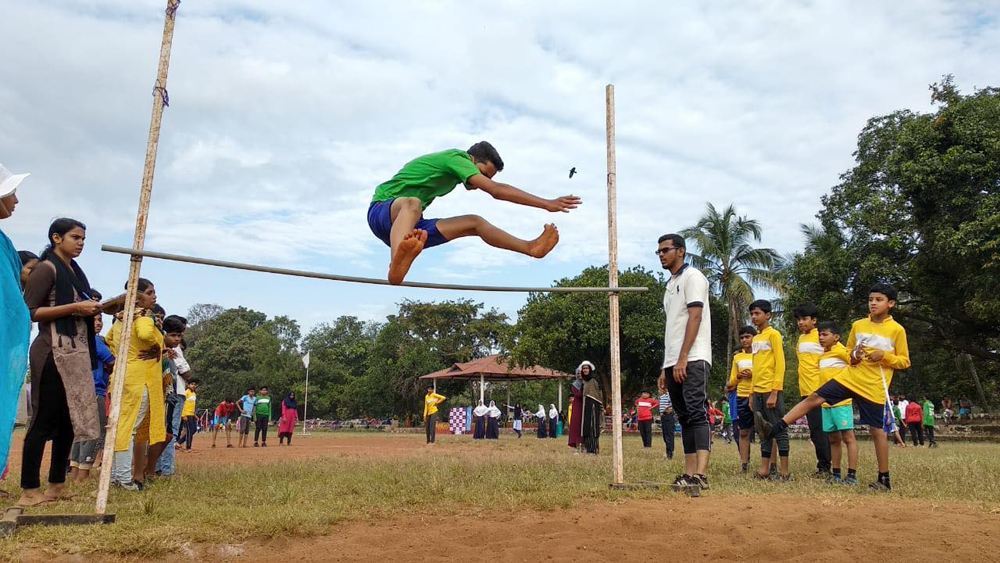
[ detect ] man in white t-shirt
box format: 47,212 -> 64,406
655,233 -> 713,491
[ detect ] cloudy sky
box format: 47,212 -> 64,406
2,1 -> 997,332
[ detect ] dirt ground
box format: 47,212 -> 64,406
9,432 -> 1000,562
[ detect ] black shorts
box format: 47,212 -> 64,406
815,379 -> 884,428
735,397 -> 754,430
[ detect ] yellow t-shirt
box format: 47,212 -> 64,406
751,325 -> 785,393
727,352 -> 754,398
818,343 -> 851,408
182,389 -> 197,417
834,315 -> 910,404
423,392 -> 446,418
796,329 -> 823,396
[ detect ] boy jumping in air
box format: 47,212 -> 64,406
369,142 -> 581,284
757,283 -> 910,491
727,326 -> 755,473
749,300 -> 789,480
815,322 -> 859,485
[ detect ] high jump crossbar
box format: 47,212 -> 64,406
101,245 -> 650,294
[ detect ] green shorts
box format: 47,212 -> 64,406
822,405 -> 854,432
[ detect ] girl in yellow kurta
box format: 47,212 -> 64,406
107,278 -> 164,490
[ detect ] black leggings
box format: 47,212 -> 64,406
909,423 -> 924,446
185,416 -> 197,449
21,356 -> 75,490
255,415 -> 270,443
925,426 -> 935,443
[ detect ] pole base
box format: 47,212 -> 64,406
0,507 -> 116,538
669,483 -> 701,497
608,481 -> 661,491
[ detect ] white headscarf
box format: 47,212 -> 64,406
536,404 -> 546,418
473,400 -> 489,417
549,404 -> 558,419
488,400 -> 501,418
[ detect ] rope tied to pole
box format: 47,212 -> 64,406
166,0 -> 181,16
152,84 -> 170,107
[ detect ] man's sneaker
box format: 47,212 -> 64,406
842,475 -> 858,486
811,469 -> 831,479
114,480 -> 142,492
769,464 -> 778,479
253,442 -> 259,447
868,481 -> 891,492
753,412 -> 772,442
825,473 -> 843,485
693,474 -> 710,490
672,474 -> 698,487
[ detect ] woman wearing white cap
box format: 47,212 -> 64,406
0,164 -> 31,498
472,400 -> 488,440
535,404 -> 547,438
486,401 -> 501,439
580,360 -> 604,455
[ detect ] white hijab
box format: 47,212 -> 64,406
576,360 -> 596,374
473,400 -> 489,417
548,404 -> 558,419
536,404 -> 546,418
488,400 -> 501,418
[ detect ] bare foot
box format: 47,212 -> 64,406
17,488 -> 51,507
388,229 -> 428,285
527,224 -> 559,258
42,482 -> 74,502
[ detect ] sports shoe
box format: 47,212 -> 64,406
825,473 -> 843,485
753,412 -> 772,442
769,464 -> 778,478
753,472 -> 771,481
693,474 -> 710,490
253,442 -> 259,447
114,480 -> 143,492
868,481 -> 891,492
842,475 -> 858,486
672,474 -> 698,487
811,469 -> 831,479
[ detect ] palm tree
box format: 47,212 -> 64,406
681,203 -> 782,360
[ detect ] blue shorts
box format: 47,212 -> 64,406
815,379 -> 884,429
367,200 -> 449,249
735,397 -> 754,430
822,405 -> 855,432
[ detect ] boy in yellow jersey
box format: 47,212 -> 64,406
793,303 -> 832,478
748,300 -> 789,480
758,284 -> 910,491
423,386 -> 447,445
815,322 -> 858,485
726,326 -> 756,473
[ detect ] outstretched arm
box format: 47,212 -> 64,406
467,174 -> 580,212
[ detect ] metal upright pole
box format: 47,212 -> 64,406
606,84 -> 624,485
95,0 -> 180,515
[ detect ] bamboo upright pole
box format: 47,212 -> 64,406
606,84 -> 624,485
95,0 -> 180,515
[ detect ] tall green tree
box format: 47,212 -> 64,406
681,203 -> 781,360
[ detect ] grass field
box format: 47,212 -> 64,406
2,432 -> 999,562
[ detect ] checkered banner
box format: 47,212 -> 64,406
449,408 -> 466,435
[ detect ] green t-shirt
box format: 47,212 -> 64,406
255,396 -> 272,418
372,149 -> 481,210
722,402 -> 732,424
922,400 -> 935,426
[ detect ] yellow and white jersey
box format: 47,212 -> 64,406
834,316 -> 910,404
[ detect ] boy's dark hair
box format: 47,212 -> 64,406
260,386 -> 268,391
89,288 -> 103,301
793,302 -> 818,319
164,314 -> 188,327
163,316 -> 186,334
247,387 -> 255,393
152,304 -> 166,316
657,233 -> 686,248
748,299 -> 772,314
869,282 -> 898,302
738,325 -> 756,337
467,141 -> 504,171
18,250 -> 38,266
187,378 -> 200,385
817,321 -> 841,335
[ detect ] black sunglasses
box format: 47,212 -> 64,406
655,247 -> 680,256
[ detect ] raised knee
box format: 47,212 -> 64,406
398,197 -> 422,212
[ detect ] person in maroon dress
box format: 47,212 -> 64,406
568,363 -> 587,452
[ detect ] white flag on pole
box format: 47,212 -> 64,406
302,351 -> 310,369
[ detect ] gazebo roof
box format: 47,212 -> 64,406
419,355 -> 572,382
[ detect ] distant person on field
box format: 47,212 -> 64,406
890,401 -> 907,447
423,386 -> 446,445
794,302 -> 832,478
656,233 -> 713,491
278,392 -> 299,446
535,404 -> 547,439
213,398 -> 236,449
749,299 -> 789,480
921,395 -> 937,447
904,399 -> 924,446
253,386 -> 272,447
634,392 -> 658,448
181,379 -> 199,451
941,397 -> 954,424
237,388 -> 256,448
368,142 -> 580,284
815,322 -> 859,485
658,383 -> 675,460
727,326 -> 755,473
757,283 -> 910,492
568,370 -> 584,451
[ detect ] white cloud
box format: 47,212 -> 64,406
1,0 -> 997,330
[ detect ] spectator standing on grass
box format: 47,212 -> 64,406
568,371 -> 584,451
487,401 -> 502,440
941,397 -> 954,424
548,404 -> 559,438
512,403 -> 523,439
473,400 -> 488,439
634,392 -> 658,448
721,400 -> 733,444
68,311 -> 114,482
748,299 -> 789,481
422,386 -> 446,445
890,401 -> 907,447
921,395 -> 937,447
279,392 -> 299,446
181,379 -> 199,451
658,384 -> 675,460
237,388 -> 256,448
535,404 -> 548,438
579,361 -> 602,455
655,233 -> 713,491
727,326 -> 756,473
904,400 -> 924,446
254,387 -> 271,447
213,398 -> 237,448
897,395 -> 910,434
154,316 -> 188,476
